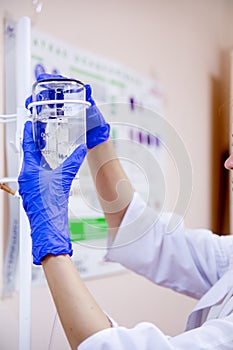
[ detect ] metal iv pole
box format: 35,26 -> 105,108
2,15 -> 32,350
16,16 -> 32,350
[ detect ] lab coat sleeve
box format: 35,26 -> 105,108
105,192 -> 233,299
78,315 -> 233,350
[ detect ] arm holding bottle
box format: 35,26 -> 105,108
87,140 -> 134,241
25,73 -> 134,241
85,86 -> 134,241
20,77 -> 133,349
18,121 -> 111,350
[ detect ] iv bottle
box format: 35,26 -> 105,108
29,77 -> 90,169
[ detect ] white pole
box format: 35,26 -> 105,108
16,16 -> 32,350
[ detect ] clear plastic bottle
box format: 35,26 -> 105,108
29,77 -> 90,169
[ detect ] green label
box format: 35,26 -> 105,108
69,217 -> 108,241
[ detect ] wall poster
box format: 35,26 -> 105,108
4,24 -> 164,290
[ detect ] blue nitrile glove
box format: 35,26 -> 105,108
25,73 -> 110,149
18,121 -> 87,265
85,84 -> 110,149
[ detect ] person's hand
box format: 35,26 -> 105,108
18,121 -> 87,265
85,84 -> 110,149
25,73 -> 111,149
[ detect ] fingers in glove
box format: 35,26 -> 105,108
62,144 -> 87,177
22,121 -> 42,165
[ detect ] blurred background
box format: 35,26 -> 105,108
0,0 -> 233,349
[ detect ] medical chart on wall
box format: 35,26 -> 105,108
4,25 -> 164,291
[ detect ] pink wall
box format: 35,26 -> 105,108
0,0 -> 233,349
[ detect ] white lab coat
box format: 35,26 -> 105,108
79,192 -> 233,349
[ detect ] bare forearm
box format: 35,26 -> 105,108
42,254 -> 111,350
87,140 -> 134,239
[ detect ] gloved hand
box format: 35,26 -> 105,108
84,84 -> 110,149
18,121 -> 87,265
25,73 -> 110,149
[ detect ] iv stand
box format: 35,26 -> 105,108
17,17 -> 32,350
2,16 -> 32,350
2,16 -> 33,350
